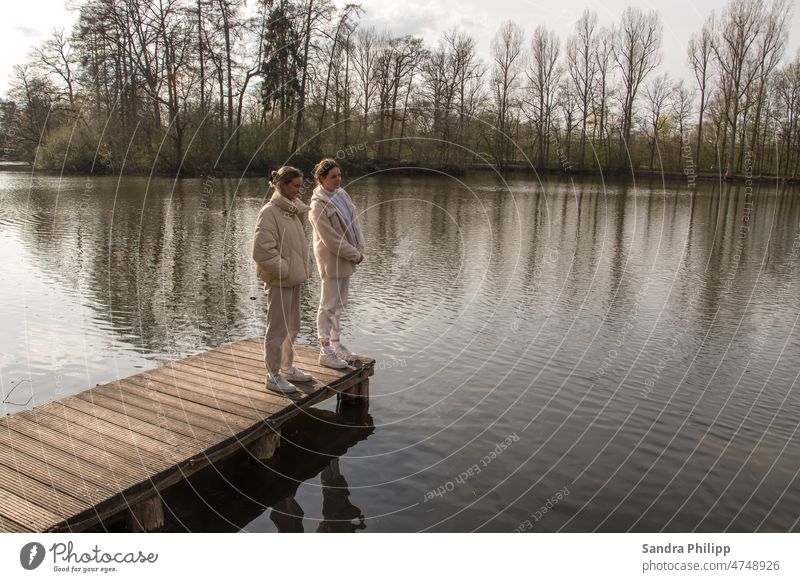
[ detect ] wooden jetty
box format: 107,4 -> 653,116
0,338 -> 373,533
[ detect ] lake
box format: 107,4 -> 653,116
1,170 -> 798,532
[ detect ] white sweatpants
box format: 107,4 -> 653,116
317,277 -> 350,341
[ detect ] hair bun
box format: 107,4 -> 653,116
269,170 -> 278,181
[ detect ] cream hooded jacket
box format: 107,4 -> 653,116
252,192 -> 310,287
309,186 -> 365,279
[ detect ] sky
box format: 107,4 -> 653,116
1,0 -> 798,96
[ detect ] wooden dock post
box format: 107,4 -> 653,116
125,492 -> 165,532
248,429 -> 281,461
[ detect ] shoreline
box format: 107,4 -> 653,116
1,161 -> 797,186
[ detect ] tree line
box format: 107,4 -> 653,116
0,0 -> 798,179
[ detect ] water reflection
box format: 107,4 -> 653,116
271,458 -> 366,533
2,171 -> 799,531
147,404 -> 374,533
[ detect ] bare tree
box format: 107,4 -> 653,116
773,54 -> 800,176
710,0 -> 762,177
35,29 -> 78,108
612,7 -> 662,161
352,27 -> 380,141
672,79 -> 694,145
687,21 -> 713,168
525,25 -> 561,169
8,63 -> 57,155
592,25 -> 614,166
566,9 -> 597,168
316,4 -> 361,140
749,0 -> 790,174
641,72 -> 673,170
449,31 -> 484,153
491,21 -> 524,168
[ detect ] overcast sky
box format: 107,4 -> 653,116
1,0 -> 798,96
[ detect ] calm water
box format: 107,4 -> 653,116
1,171 -> 799,532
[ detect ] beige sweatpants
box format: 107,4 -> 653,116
264,284 -> 301,375
317,276 -> 350,341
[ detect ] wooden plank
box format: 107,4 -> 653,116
0,513 -> 29,533
0,485 -> 63,532
0,443 -> 114,506
121,375 -> 264,423
141,364 -> 289,410
63,395 -> 218,453
16,408 -> 170,472
141,364 -> 288,409
170,362 -> 336,402
0,462 -> 89,519
0,424 -> 133,493
168,358 -> 276,388
174,354 -> 350,394
111,378 -> 257,433
87,381 -> 247,437
200,349 -> 345,384
3,414 -> 152,483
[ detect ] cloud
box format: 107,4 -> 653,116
358,0 -> 485,43
11,26 -> 44,39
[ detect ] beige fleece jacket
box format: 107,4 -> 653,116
252,192 -> 310,287
309,186 -> 365,279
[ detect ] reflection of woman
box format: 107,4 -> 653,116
269,459 -> 365,533
309,158 -> 365,369
252,166 -> 314,394
315,458 -> 366,533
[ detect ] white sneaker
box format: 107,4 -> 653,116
281,366 -> 313,383
265,373 -> 298,395
318,348 -> 348,369
332,343 -> 359,362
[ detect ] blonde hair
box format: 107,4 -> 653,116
269,166 -> 303,188
313,158 -> 340,183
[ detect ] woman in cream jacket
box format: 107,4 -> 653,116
252,166 -> 313,394
308,158 -> 365,369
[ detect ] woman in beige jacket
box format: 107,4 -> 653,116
309,159 -> 365,369
252,166 -> 313,394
